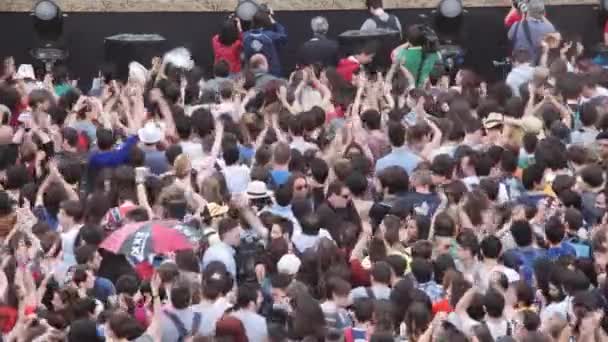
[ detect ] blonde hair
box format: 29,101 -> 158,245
174,154 -> 191,179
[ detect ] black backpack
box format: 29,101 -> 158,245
236,234 -> 265,284
371,14 -> 399,32
163,310 -> 202,342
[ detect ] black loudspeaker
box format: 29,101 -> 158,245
104,34 -> 167,81
338,29 -> 401,72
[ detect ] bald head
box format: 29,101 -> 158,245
249,54 -> 268,72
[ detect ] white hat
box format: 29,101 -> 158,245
15,64 -> 35,80
246,181 -> 272,200
138,122 -> 163,144
277,254 -> 301,276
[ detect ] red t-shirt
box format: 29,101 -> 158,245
604,20 -> 608,33
336,57 -> 361,83
432,298 -> 453,315
212,33 -> 243,74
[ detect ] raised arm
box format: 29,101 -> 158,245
48,160 -> 79,201
267,17 -> 288,45
271,112 -> 288,143
420,119 -> 442,159
277,86 -> 296,114
143,273 -> 163,342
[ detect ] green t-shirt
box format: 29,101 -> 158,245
396,47 -> 440,88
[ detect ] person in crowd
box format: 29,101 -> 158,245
350,261 -> 392,300
0,8 -> 608,342
297,16 -> 339,68
506,49 -> 535,97
336,42 -> 377,83
392,24 -> 441,88
212,17 -> 243,74
375,121 -> 421,175
243,8 -> 288,77
508,0 -> 556,64
361,0 -> 402,35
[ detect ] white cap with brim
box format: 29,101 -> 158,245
137,122 -> 163,144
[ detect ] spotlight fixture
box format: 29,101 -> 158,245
33,0 -> 61,21
31,0 -> 68,72
235,0 -> 260,21
438,0 -> 463,18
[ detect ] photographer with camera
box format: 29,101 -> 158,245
243,6 -> 288,77
507,0 -> 556,65
391,24 -> 441,88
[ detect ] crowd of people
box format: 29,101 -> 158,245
0,0 -> 606,341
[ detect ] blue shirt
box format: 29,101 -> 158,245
375,146 -> 421,175
415,281 -> 444,302
503,246 -> 547,285
88,135 -> 138,170
270,169 -> 291,187
201,241 -> 236,280
547,243 -> 576,261
243,23 -> 288,77
508,18 -> 556,63
142,148 -> 170,176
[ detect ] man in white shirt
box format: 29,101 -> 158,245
221,144 -> 250,194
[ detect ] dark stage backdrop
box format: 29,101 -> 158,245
0,5 -> 602,87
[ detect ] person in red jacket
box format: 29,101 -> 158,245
212,16 -> 244,74
336,41 -> 377,83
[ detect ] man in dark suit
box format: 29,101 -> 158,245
297,16 -> 339,68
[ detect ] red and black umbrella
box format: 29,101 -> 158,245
100,220 -> 193,262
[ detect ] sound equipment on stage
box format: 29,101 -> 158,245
338,28 -> 401,72
104,34 -> 167,81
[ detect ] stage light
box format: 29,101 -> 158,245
235,0 -> 260,21
33,0 -> 61,21
438,0 -> 463,18
31,0 -> 67,72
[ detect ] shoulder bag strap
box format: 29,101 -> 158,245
191,312 -> 202,335
365,287 -> 376,300
163,310 -> 188,339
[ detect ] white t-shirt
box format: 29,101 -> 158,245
222,164 -> 251,194
292,228 -> 333,254
486,318 -> 511,340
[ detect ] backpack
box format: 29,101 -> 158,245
370,14 -> 399,32
235,233 -> 265,284
163,310 -> 202,342
565,237 -> 591,259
